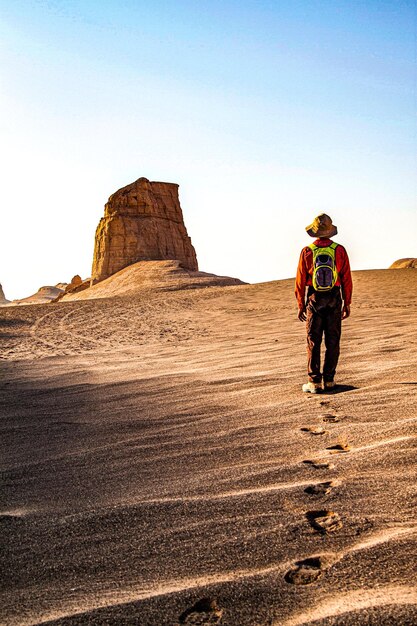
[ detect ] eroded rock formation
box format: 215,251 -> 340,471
53,276 -> 90,302
91,177 -> 198,283
0,284 -> 10,305
11,286 -> 64,306
64,275 -> 90,294
389,258 -> 417,269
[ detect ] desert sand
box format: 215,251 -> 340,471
1,265 -> 416,625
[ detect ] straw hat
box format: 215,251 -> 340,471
306,213 -> 337,238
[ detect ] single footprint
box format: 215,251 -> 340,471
284,556 -> 324,585
304,480 -> 339,495
321,414 -> 340,423
303,459 -> 335,470
306,510 -> 343,533
179,598 -> 223,625
327,442 -> 351,453
301,426 -> 328,435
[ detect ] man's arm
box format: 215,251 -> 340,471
295,248 -> 308,321
338,246 -> 353,319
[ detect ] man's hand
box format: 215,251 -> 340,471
298,306 -> 307,322
342,304 -> 351,320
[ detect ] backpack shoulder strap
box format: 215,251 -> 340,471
330,242 -> 338,250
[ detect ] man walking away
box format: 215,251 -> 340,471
295,214 -> 352,393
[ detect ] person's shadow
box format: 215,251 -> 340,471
324,384 -> 358,394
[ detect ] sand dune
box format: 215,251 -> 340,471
1,268 -> 416,625
61,260 -> 245,302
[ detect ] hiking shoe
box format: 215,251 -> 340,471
323,381 -> 336,390
302,382 -> 322,394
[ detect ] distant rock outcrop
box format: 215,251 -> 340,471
6,276 -> 91,306
389,258 -> 417,269
67,275 -> 82,289
53,275 -> 90,302
12,286 -> 65,306
0,284 -> 10,305
91,177 -> 198,284
64,275 -> 90,294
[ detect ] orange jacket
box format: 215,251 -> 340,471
295,238 -> 353,309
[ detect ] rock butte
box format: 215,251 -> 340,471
91,177 -> 198,283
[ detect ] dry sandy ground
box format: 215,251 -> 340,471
1,267 -> 416,625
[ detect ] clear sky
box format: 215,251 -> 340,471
1,0 -> 416,300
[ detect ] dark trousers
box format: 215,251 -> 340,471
306,287 -> 342,383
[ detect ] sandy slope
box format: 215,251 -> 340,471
61,260 -> 245,302
0,269 -> 416,625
